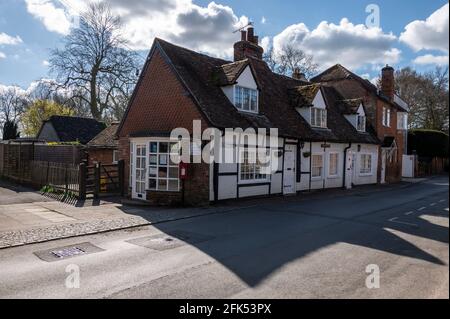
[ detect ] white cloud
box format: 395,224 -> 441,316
0,52 -> 6,59
24,0 -> 248,59
24,0 -> 82,35
413,54 -> 449,66
42,60 -> 50,66
400,3 -> 449,53
0,32 -> 23,45
272,18 -> 400,70
260,36 -> 271,53
261,16 -> 267,24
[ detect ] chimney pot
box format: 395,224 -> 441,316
253,35 -> 259,44
233,26 -> 264,61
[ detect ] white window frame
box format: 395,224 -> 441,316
310,107 -> 327,128
148,140 -> 180,192
112,150 -> 119,164
328,152 -> 339,178
311,154 -> 324,179
359,153 -> 373,176
357,115 -> 366,132
234,85 -> 258,113
383,107 -> 391,127
238,147 -> 270,184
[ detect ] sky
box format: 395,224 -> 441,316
0,0 -> 448,91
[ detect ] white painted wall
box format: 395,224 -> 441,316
350,144 -> 378,185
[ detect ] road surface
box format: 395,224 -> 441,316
0,176 -> 448,298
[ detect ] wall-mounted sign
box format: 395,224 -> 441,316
321,143 -> 331,148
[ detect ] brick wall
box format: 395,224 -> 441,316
117,48 -> 210,205
87,148 -> 115,166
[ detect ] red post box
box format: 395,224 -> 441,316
179,161 -> 188,180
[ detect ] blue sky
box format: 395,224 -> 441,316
0,0 -> 448,89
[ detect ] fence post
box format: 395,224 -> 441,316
94,162 -> 101,199
64,164 -> 69,194
79,162 -> 87,200
118,159 -> 125,197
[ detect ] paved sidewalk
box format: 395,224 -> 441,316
0,177 -> 433,249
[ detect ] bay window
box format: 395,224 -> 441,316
148,141 -> 180,191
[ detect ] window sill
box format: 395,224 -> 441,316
327,175 -> 340,179
238,180 -> 270,185
311,176 -> 323,181
147,189 -> 181,193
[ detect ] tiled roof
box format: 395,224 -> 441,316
311,64 -> 409,112
149,39 -> 379,144
41,116 -> 106,145
288,84 -> 321,108
87,122 -> 119,148
335,98 -> 363,115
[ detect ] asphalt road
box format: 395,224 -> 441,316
0,177 -> 448,299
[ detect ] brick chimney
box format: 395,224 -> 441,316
381,65 -> 395,100
234,26 -> 264,61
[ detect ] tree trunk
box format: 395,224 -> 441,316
90,69 -> 101,120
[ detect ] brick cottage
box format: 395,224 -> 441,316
116,27 -> 409,206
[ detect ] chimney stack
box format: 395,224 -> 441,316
292,68 -> 307,81
381,65 -> 395,100
233,26 -> 264,61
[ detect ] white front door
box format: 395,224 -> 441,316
132,144 -> 147,200
283,144 -> 297,195
345,151 -> 354,189
380,150 -> 386,184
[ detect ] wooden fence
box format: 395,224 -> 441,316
80,161 -> 124,199
31,160 -> 80,196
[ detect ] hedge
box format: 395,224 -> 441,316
408,129 -> 449,158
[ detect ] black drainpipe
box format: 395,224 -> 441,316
343,142 -> 352,189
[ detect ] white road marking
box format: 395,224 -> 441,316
418,207 -> 426,211
430,203 -> 436,206
388,217 -> 418,227
404,211 -> 414,216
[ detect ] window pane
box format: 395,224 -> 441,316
168,180 -> 178,191
170,142 -> 179,154
169,167 -> 178,178
158,179 -> 167,191
159,154 -> 168,165
235,87 -> 243,109
243,88 -> 250,110
149,155 -> 157,165
159,142 -> 168,153
149,166 -> 157,177
150,142 -> 158,153
149,179 -> 157,190
158,166 -> 168,178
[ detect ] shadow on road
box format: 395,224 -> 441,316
125,178 -> 449,287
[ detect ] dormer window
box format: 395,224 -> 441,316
234,86 -> 258,113
357,115 -> 366,132
311,107 -> 327,128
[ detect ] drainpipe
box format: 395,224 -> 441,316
343,142 -> 352,189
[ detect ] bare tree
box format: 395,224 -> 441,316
0,86 -> 28,137
394,66 -> 449,132
263,44 -> 319,79
49,2 -> 141,121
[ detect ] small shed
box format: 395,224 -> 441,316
86,122 -> 119,165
